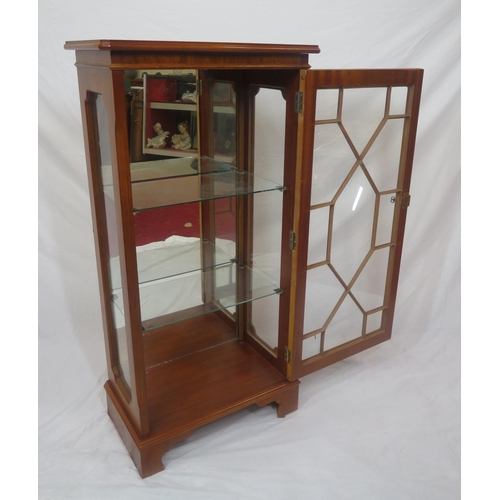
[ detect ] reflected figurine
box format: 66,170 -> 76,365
146,122 -> 170,149
171,121 -> 192,150
181,90 -> 197,103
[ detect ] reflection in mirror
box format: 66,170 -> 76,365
212,81 -> 237,249
211,81 -> 237,164
202,80 -> 238,322
116,72 -> 284,343
124,70 -> 205,325
140,70 -> 198,159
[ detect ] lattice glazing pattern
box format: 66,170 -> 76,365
302,86 -> 409,360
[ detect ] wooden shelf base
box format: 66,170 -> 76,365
105,337 -> 299,478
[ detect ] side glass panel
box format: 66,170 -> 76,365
247,87 -> 287,355
90,93 -> 131,389
302,85 -> 408,360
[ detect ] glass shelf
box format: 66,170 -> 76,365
135,238 -> 235,285
132,169 -> 285,211
112,262 -> 282,331
130,156 -> 236,182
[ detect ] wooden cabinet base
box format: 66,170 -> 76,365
105,340 -> 300,478
64,39 -> 423,480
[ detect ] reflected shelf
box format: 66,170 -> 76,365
150,101 -> 196,111
150,102 -> 234,114
112,262 -> 282,331
140,148 -> 199,159
130,156 -> 236,182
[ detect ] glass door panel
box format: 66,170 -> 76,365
340,87 -> 387,153
328,165 -> 376,284
303,85 -> 398,357
310,123 -> 356,207
376,194 -> 397,246
295,69 -> 423,376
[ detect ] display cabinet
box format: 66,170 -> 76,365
64,40 -> 423,478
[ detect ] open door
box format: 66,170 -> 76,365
290,69 -> 423,379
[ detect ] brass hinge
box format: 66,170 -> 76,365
197,79 -> 202,96
295,91 -> 303,113
402,192 -> 411,209
285,346 -> 292,364
289,230 -> 297,251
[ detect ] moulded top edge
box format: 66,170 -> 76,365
63,39 -> 321,54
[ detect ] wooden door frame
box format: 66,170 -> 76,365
290,69 -> 424,380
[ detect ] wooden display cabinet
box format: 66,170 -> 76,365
64,40 -> 423,478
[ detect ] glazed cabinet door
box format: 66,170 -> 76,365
290,69 -> 423,379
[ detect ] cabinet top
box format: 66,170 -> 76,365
64,40 -> 320,70
64,39 -> 321,54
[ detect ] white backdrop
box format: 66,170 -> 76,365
38,1 -> 461,498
